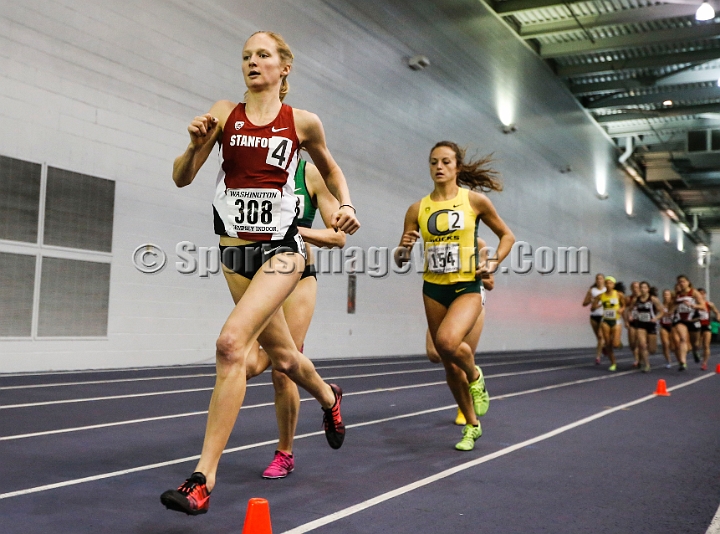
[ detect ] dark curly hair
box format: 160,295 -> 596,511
430,141 -> 503,193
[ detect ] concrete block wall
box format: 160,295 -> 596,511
0,0 -> 700,371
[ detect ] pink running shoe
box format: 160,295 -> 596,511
262,450 -> 294,479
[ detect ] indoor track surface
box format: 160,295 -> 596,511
0,348 -> 718,533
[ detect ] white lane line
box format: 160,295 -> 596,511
0,353 -> 597,391
0,351 -> 596,380
708,501 -> 720,534
0,368 -> 628,442
282,373 -> 716,534
0,373 -> 217,391
0,363 -> 653,498
0,360 -> 599,410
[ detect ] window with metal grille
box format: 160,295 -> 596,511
0,156 -> 114,339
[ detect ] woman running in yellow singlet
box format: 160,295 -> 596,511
395,141 -> 515,451
426,236 -> 494,426
592,276 -> 625,371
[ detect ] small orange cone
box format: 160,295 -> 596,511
716,363 -> 720,374
654,379 -> 670,397
242,498 -> 272,534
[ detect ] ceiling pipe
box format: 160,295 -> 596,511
618,135 -> 635,164
692,214 -> 699,232
619,162 -> 709,246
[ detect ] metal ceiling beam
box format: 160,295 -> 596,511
491,0 -> 700,15
587,85 -> 720,109
685,206 -> 720,215
556,48 -> 720,77
606,118 -> 720,137
594,103 -> 720,122
541,23 -> 720,59
491,0 -> 579,16
570,67 -> 720,96
519,5 -> 695,40
679,171 -> 720,180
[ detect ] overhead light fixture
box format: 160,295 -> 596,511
696,1 -> 715,21
663,100 -> 673,106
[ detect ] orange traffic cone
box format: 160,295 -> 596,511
654,379 -> 670,397
716,363 -> 720,374
242,498 -> 272,534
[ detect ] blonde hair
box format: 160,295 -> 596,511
246,31 -> 294,102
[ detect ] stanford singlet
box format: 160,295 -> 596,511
213,103 -> 300,241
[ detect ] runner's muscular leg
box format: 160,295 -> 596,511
195,254 -> 303,490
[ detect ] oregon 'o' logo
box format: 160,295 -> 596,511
427,209 -> 455,236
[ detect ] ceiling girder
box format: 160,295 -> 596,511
595,103 -> 720,122
519,4 -> 695,40
570,67 -> 720,96
587,85 -> 720,109
555,48 -> 720,77
541,22 -> 720,59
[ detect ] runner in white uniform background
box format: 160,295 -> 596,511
582,273 -> 606,365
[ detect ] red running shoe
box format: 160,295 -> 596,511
160,472 -> 210,515
322,384 -> 345,449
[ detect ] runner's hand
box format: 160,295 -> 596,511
188,114 -> 218,149
331,206 -> 360,234
478,259 -> 498,275
400,230 -> 420,249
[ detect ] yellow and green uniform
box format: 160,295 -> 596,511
599,290 -> 621,326
418,188 -> 481,307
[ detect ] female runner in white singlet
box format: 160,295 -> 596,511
582,273 -> 606,365
630,281 -> 664,373
695,288 -> 719,371
659,289 -> 676,369
160,31 -> 360,515
625,281 -> 641,367
671,275 -> 705,371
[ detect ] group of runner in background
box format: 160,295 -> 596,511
583,273 -> 718,373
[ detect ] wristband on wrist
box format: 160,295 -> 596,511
339,204 -> 356,213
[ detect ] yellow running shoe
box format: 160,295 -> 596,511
468,366 -> 490,416
455,424 -> 482,451
454,407 -> 466,426
608,363 -> 617,372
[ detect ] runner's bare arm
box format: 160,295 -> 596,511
395,202 -> 421,267
469,192 -> 515,274
173,101 -> 234,187
294,109 -> 360,234
476,237 -> 494,290
299,163 -> 346,248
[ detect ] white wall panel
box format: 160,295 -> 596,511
0,0 -> 699,371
